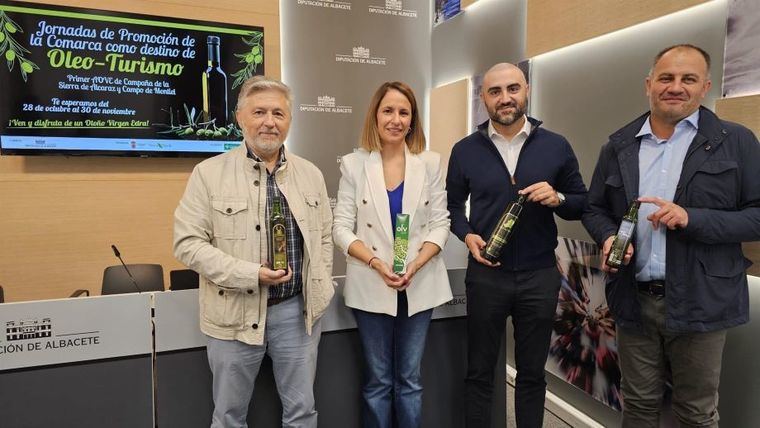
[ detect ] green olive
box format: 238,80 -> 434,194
183,127 -> 195,135
5,50 -> 15,61
245,54 -> 254,63
213,131 -> 222,138
217,127 -> 228,135
5,23 -> 17,33
251,45 -> 261,55
253,54 -> 263,65
0,33 -> 6,43
195,128 -> 205,136
21,62 -> 33,73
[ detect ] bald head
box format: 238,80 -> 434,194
482,63 -> 527,89
480,63 -> 529,129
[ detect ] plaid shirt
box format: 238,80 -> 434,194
249,147 -> 304,300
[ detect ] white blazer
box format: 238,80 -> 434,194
333,147 -> 452,316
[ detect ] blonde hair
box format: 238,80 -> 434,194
236,75 -> 293,113
360,81 -> 425,154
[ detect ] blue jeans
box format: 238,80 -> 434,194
206,296 -> 322,428
353,291 -> 433,428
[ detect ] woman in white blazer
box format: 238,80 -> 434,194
333,81 -> 452,428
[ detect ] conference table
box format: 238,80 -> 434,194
4,248 -> 759,428
0,238 -> 509,428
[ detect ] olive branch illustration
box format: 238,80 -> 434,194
0,11 -> 39,82
154,103 -> 243,140
230,31 -> 263,89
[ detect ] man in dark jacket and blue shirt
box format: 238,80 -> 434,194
447,63 -> 587,428
583,44 -> 760,428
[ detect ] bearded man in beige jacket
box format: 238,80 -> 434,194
174,76 -> 334,428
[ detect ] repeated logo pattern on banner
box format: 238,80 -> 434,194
282,0 -> 429,278
335,46 -> 387,65
369,0 -> 418,18
299,95 -> 353,114
297,0 -> 352,10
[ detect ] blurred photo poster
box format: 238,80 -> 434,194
551,238 -> 681,425
433,0 -> 460,26
549,237 -> 622,411
723,0 -> 760,97
470,73 -> 487,132
0,0 -> 264,155
470,60 -> 530,133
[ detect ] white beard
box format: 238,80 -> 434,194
247,135 -> 283,158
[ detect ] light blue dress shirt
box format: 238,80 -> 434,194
634,110 -> 700,281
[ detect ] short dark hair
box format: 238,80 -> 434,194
652,44 -> 711,72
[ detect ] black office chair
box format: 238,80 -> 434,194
70,289 -> 90,298
169,269 -> 200,290
102,264 -> 165,295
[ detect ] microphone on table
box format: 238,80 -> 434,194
111,244 -> 143,293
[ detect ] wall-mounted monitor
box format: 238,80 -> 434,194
0,0 -> 264,157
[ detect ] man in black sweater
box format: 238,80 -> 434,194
446,63 -> 587,428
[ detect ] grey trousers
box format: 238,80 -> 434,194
206,296 -> 322,428
618,292 -> 727,428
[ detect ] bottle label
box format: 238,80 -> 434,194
272,223 -> 287,270
393,214 -> 410,274
617,220 -> 634,240
483,212 -> 518,259
606,219 -> 635,268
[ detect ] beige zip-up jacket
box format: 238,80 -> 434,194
173,145 -> 334,345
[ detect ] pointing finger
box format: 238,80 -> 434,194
638,196 -> 666,207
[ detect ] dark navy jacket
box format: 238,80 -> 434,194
446,118 -> 587,271
582,107 -> 760,333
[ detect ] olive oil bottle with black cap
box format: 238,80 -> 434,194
482,194 -> 526,263
271,197 -> 288,271
605,200 -> 640,269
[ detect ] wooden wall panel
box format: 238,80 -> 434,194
0,0 -> 279,302
716,95 -> 760,276
526,0 -> 708,57
429,79 -> 470,180
0,177 -> 190,301
716,95 -> 760,137
461,0 -> 478,10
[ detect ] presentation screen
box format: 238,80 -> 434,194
0,0 -> 264,157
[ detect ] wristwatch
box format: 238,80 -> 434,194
556,191 -> 566,206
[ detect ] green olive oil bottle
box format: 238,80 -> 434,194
271,197 -> 288,271
482,195 -> 526,263
605,200 -> 640,269
393,214 -> 410,274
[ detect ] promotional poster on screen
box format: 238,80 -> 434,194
0,1 -> 264,156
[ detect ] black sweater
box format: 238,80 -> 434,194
446,118 -> 587,270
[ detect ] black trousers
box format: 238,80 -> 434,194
464,262 -> 561,428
